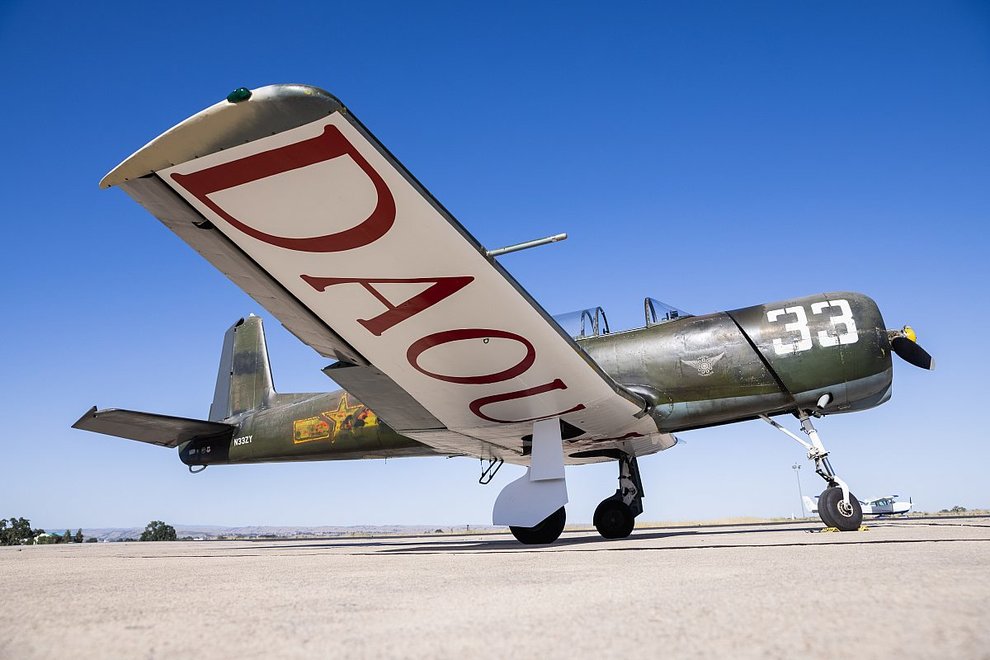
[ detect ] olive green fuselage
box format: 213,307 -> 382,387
179,391 -> 430,466
580,291 -> 891,433
181,291 -> 893,467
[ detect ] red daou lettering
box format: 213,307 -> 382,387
406,329 -> 536,385
170,124 -> 395,252
301,276 -> 474,336
468,379 -> 587,423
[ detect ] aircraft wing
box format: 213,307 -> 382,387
101,84 -> 671,461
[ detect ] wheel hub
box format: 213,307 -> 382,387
602,510 -> 623,529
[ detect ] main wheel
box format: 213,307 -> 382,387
593,498 -> 635,539
817,490 -> 838,529
509,507 -> 566,544
819,487 -> 863,531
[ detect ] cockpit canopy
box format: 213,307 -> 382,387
553,298 -> 691,339
645,298 -> 690,327
552,307 -> 610,339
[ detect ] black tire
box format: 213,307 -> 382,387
509,507 -> 566,544
593,498 -> 635,539
817,489 -> 838,529
819,487 -> 863,531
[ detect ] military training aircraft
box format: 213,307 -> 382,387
74,84 -> 935,544
805,495 -> 913,517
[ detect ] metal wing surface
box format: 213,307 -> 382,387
72,407 -> 235,448
103,84 -> 667,461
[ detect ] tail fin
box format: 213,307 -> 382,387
209,315 -> 274,421
803,495 -> 818,514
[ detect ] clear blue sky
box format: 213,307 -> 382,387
1,1 -> 987,528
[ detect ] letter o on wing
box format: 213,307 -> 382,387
406,329 -> 536,384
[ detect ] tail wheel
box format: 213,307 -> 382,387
593,498 -> 635,539
509,507 -> 566,544
819,487 -> 863,531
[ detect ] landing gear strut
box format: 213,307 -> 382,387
594,453 -> 644,539
761,411 -> 863,531
494,418 -> 569,544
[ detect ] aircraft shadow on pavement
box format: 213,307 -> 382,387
364,528 -> 989,555
371,525 -> 823,554
186,518 -> 990,557
245,524 -> 828,554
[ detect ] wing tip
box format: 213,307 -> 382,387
100,83 -> 344,189
71,405 -> 99,430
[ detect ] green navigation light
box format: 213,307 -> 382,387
226,87 -> 252,103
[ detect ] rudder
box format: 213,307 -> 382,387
209,315 -> 275,421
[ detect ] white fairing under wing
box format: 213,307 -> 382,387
103,84 -> 672,459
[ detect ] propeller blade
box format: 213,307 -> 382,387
891,336 -> 935,370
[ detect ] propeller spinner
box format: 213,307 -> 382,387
888,325 -> 935,370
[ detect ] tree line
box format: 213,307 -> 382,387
1,517 -> 178,545
0,517 -> 87,545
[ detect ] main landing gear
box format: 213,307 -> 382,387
501,452 -> 646,543
761,409 -> 864,531
491,417 -> 650,544
493,418 -> 569,545
509,507 -> 567,545
593,453 -> 644,539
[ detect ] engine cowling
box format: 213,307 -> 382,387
727,291 -> 893,415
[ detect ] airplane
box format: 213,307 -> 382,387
804,495 -> 913,518
73,84 -> 935,544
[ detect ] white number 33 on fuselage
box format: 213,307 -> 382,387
767,299 -> 858,356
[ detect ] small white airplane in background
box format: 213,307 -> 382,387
804,495 -> 912,517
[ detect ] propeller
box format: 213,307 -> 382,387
888,325 -> 935,370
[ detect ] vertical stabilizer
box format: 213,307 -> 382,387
209,315 -> 275,421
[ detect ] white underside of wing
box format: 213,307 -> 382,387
161,113 -> 657,445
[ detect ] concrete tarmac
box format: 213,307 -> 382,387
2,517 -> 989,659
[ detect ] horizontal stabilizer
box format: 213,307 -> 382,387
72,406 -> 236,448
